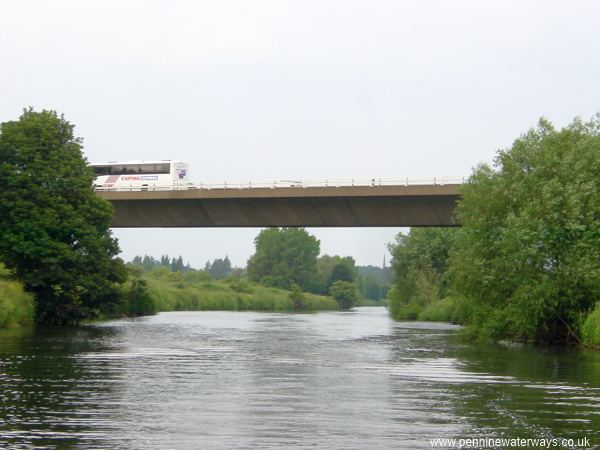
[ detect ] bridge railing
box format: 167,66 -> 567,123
94,176 -> 466,192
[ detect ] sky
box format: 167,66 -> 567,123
1,0 -> 599,268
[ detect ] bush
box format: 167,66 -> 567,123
125,278 -> 157,316
223,277 -> 255,294
582,303 -> 600,348
391,302 -> 422,320
0,278 -> 35,327
183,270 -> 212,283
289,284 -> 306,311
417,296 -> 472,324
329,281 -> 358,310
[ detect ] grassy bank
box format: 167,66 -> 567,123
143,268 -> 338,313
0,265 -> 34,328
389,289 -> 600,349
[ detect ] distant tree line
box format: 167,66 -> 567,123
130,255 -> 192,273
128,255 -> 238,279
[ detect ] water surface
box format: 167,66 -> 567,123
1,308 -> 598,448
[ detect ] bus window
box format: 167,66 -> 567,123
92,163 -> 172,176
139,163 -> 170,174
92,166 -> 111,176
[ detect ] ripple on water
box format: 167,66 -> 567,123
0,308 -> 599,449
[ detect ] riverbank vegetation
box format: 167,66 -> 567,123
388,116 -> 600,347
0,110 -> 156,326
137,267 -> 337,312
0,265 -> 34,327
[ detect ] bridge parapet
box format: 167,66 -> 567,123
94,176 -> 465,192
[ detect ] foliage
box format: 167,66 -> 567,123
170,256 -> 186,273
183,270 -> 213,283
129,254 -> 192,273
143,268 -> 337,312
357,265 -> 392,301
289,283 -> 307,311
0,109 -> 127,325
451,116 -> 600,344
313,255 -> 356,294
112,273 -> 156,317
247,228 -> 320,291
417,296 -> 472,323
223,277 -> 255,293
329,280 -> 358,310
0,265 -> 34,327
387,228 -> 458,320
205,256 -> 233,279
581,303 -> 600,348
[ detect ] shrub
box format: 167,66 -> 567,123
289,284 -> 306,311
329,281 -> 358,310
582,303 -> 600,348
0,279 -> 35,327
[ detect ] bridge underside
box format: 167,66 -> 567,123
98,185 -> 460,227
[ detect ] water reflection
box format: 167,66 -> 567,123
0,325 -> 128,449
0,309 -> 598,449
446,341 -> 600,444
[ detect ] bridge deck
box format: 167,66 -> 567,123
97,184 -> 461,227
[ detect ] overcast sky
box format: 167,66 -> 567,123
2,0 -> 599,268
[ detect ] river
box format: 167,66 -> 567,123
0,308 -> 598,449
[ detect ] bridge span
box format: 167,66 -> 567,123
97,180 -> 462,228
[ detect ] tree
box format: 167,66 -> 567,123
387,228 -> 458,319
314,255 -> 356,294
142,255 -> 159,271
357,265 -> 393,300
329,281 -> 358,310
0,109 -> 127,324
160,255 -> 170,267
451,116 -> 600,344
360,275 -> 383,300
205,256 -> 232,279
170,256 -> 184,273
247,228 -> 320,290
329,263 -> 355,285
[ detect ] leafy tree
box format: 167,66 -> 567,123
122,276 -> 156,316
205,256 -> 232,279
360,275 -> 384,300
142,255 -> 160,271
329,280 -> 358,310
357,265 -> 393,300
314,255 -> 356,294
171,256 -> 185,273
330,262 -> 355,283
247,228 -> 320,290
0,109 -> 126,324
387,228 -> 458,319
451,116 -> 600,344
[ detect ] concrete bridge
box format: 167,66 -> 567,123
97,181 -> 461,228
